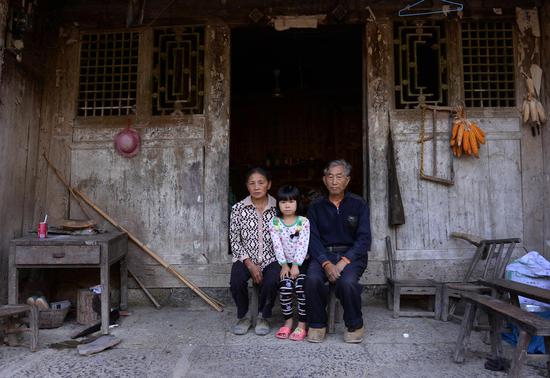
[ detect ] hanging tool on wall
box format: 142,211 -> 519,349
398,0 -> 463,17
387,123 -> 405,226
43,154 -> 224,312
418,104 -> 455,186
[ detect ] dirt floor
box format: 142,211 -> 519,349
0,302 -> 547,377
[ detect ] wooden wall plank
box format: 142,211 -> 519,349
516,12 -> 545,253
541,2 -> 550,258
365,19 -> 392,261
488,139 -> 524,239
0,57 -> 43,302
203,25 -> 231,264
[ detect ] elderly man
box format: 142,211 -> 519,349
305,159 -> 371,343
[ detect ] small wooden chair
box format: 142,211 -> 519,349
385,236 -> 442,319
441,233 -> 521,323
1,304 -> 39,352
327,284 -> 342,334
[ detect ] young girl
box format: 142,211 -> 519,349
268,185 -> 310,341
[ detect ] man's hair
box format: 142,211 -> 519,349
323,159 -> 352,176
275,185 -> 303,216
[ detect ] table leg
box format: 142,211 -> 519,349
29,305 -> 39,352
8,244 -> 18,304
120,256 -> 128,311
101,261 -> 110,335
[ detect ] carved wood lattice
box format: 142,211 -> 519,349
152,26 -> 205,116
78,32 -> 139,117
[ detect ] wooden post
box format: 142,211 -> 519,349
77,289 -> 99,325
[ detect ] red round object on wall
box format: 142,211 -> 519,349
114,127 -> 140,158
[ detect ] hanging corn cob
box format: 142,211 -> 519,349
450,105 -> 485,159
521,65 -> 546,136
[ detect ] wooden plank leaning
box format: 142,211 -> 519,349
43,154 -> 224,312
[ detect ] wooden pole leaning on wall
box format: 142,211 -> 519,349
43,154 -> 224,312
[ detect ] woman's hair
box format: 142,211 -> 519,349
275,185 -> 302,216
244,167 -> 272,183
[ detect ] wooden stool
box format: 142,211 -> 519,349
385,236 -> 442,319
1,304 -> 39,352
249,285 -> 260,327
327,284 -> 342,334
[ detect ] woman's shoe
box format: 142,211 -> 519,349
254,318 -> 270,336
232,317 -> 251,335
275,326 -> 292,339
289,327 -> 307,341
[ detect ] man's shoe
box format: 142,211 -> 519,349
307,327 -> 326,343
344,326 -> 364,343
232,317 -> 251,335
254,318 -> 270,336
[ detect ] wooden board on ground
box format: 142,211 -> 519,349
77,335 -> 121,356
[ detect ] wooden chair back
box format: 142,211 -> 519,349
462,238 -> 521,282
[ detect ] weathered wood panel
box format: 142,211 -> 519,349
0,57 -> 43,302
71,141 -> 205,265
541,2 -> 550,259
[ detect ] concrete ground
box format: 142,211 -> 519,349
0,302 -> 547,378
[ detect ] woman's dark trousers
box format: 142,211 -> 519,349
230,261 -> 280,319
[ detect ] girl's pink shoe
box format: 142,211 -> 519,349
275,326 -> 292,339
289,327 -> 307,341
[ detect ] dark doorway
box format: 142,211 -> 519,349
229,25 -> 364,207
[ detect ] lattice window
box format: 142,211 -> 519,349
78,32 -> 139,117
394,21 -> 448,109
462,21 -> 515,107
152,26 -> 205,116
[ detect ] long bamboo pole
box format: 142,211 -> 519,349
129,268 -> 161,309
43,154 -> 224,311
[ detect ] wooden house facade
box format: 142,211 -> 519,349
1,0 -> 550,302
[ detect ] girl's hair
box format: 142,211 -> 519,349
275,185 -> 302,217
245,167 -> 272,183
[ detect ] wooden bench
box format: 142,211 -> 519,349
454,291 -> 550,377
1,304 -> 39,352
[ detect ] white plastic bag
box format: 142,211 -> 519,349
505,251 -> 550,308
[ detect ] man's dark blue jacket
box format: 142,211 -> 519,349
307,192 -> 372,264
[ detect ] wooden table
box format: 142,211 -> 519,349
9,232 -> 128,334
479,278 -> 550,307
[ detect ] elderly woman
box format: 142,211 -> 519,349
229,167 -> 279,335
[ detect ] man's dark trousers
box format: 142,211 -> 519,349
305,254 -> 367,329
230,261 -> 280,319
